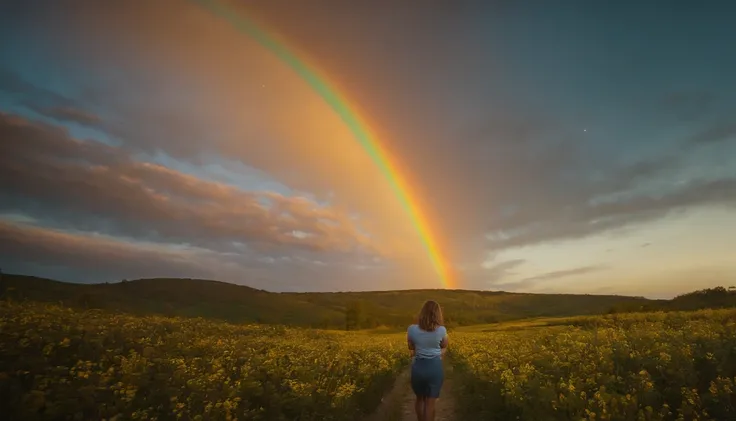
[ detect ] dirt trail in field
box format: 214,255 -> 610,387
367,360 -> 456,421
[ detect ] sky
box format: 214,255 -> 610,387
0,0 -> 734,298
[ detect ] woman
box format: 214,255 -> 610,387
407,300 -> 448,421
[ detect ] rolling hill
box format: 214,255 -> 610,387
0,272 -> 669,328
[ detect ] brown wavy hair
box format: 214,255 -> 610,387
416,300 -> 444,332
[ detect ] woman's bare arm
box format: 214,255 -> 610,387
440,335 -> 449,358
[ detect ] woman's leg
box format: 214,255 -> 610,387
424,397 -> 437,421
423,358 -> 442,421
414,395 -> 425,421
411,359 -> 428,421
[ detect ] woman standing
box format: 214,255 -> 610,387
407,300 -> 448,421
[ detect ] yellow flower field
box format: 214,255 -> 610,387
0,302 -> 409,421
450,309 -> 736,421
5,300 -> 736,421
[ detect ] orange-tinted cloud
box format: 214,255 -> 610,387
0,112 -> 377,255
0,220 -> 206,277
1,0 -> 428,261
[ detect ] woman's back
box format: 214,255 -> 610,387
407,324 -> 447,359
408,300 -> 447,419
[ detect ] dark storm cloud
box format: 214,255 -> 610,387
0,113 -> 376,255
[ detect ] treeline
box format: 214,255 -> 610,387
606,286 -> 736,314
342,299 -> 504,330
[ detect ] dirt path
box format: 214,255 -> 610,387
367,360 -> 455,421
398,361 -> 455,421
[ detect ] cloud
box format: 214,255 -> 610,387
0,3 -> 425,258
455,256 -> 527,290
520,265 -> 607,283
661,91 -> 716,122
485,166 -> 736,251
497,265 -> 608,291
0,112 -> 378,256
0,67 -> 74,109
454,98 -> 735,266
688,121 -> 736,145
0,219 -> 383,290
1,0 -> 735,294
0,219 -> 214,280
481,258 -> 526,281
27,105 -> 102,127
0,218 -> 416,291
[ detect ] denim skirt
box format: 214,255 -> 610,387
410,356 -> 444,398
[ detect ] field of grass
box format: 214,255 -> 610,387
0,301 -> 408,421
451,309 -> 736,420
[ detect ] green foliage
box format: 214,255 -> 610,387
345,301 -> 365,331
0,274 -> 347,328
669,287 -> 736,311
0,301 -> 409,421
607,287 -> 736,315
0,274 -> 657,329
451,309 -> 736,420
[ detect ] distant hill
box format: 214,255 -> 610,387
0,274 -> 345,327
2,273 -> 730,329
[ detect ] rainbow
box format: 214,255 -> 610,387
193,0 -> 454,289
